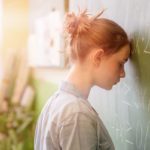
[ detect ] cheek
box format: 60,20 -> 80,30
109,64 -> 120,77
100,60 -> 119,80
109,63 -> 118,72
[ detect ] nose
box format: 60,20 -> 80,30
120,69 -> 125,78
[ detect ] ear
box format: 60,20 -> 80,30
92,49 -> 104,66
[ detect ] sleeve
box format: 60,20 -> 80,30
59,112 -> 98,150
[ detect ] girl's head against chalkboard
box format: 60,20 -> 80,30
64,9 -> 131,62
64,10 -> 131,89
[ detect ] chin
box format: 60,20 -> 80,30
96,82 -> 114,90
98,85 -> 113,90
105,86 -> 112,90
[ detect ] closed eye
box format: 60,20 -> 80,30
124,58 -> 128,62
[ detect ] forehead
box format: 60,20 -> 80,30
112,44 -> 130,59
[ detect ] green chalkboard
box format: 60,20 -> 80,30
87,0 -> 150,150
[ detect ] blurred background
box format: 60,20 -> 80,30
0,0 -> 103,149
0,0 -> 150,150
0,0 -> 67,149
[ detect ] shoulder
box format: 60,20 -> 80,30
51,91 -> 97,124
37,91 -> 98,128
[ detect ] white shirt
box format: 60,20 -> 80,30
34,81 -> 115,150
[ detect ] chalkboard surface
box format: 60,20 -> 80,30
70,0 -> 150,150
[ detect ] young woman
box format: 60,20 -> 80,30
34,10 -> 131,150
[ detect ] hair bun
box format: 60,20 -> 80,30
64,10 -> 91,38
65,12 -> 77,35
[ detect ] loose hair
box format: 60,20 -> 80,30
64,9 -> 130,62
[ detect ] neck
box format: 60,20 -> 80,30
65,63 -> 93,99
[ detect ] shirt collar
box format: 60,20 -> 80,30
59,81 -> 87,100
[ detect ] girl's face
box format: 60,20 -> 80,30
94,44 -> 130,90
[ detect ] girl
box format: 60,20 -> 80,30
34,10 -> 131,150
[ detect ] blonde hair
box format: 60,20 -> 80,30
64,10 -> 130,62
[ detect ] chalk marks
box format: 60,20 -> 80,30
143,37 -> 150,54
136,122 -> 143,149
125,139 -> 134,145
121,82 -> 130,96
144,50 -> 150,54
144,121 -> 150,150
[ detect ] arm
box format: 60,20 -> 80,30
59,112 -> 97,150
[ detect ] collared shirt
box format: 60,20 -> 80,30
34,81 -> 115,150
